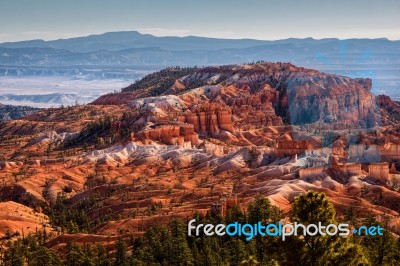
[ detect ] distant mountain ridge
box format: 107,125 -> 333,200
0,31 -> 398,68
0,31 -> 270,52
2,31 -> 397,53
1,31 -> 400,102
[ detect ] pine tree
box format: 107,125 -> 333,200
168,219 -> 194,266
66,242 -> 85,266
291,191 -> 368,266
94,244 -> 111,266
225,205 -> 245,224
130,236 -> 157,265
3,240 -> 24,266
28,245 -> 62,266
361,216 -> 398,265
247,194 -> 272,224
227,237 -> 247,266
82,244 -> 95,266
115,238 -> 128,266
247,195 -> 281,264
240,255 -> 259,266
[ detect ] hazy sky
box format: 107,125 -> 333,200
0,0 -> 399,41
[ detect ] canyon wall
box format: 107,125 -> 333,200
368,162 -> 390,183
135,124 -> 199,147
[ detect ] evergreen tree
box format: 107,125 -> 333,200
227,237 -> 247,266
82,244 -> 95,266
3,240 -> 24,266
240,255 -> 259,266
94,244 -> 111,266
274,235 -> 306,266
130,236 -> 157,265
28,245 -> 62,266
225,205 -> 245,224
361,216 -> 398,265
168,219 -> 194,266
291,191 -> 368,266
247,194 -> 272,224
115,238 -> 128,266
66,242 -> 86,266
247,195 -> 281,264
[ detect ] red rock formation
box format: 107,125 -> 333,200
135,124 -> 199,146
91,93 -> 138,105
299,167 -> 326,179
177,63 -> 378,127
3,62 -> 400,256
179,104 -> 235,135
332,137 -> 348,160
334,163 -> 362,176
276,133 -> 313,155
376,95 -> 400,125
368,162 -> 390,182
216,110 -> 234,132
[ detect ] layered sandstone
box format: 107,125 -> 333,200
91,92 -> 138,105
180,105 -> 234,135
1,62 -> 400,249
276,133 -> 313,155
135,124 -> 199,147
176,63 -> 379,127
368,162 -> 390,183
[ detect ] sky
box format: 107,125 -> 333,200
0,0 -> 399,42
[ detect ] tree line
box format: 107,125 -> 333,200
1,191 -> 399,265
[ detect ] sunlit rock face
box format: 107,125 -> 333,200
287,75 -> 377,127
94,63 -> 382,138
2,62 -> 400,244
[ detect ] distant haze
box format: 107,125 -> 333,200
0,31 -> 399,107
0,5 -> 400,109
0,0 -> 399,42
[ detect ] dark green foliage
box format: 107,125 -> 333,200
226,237 -> 247,265
248,194 -> 281,224
0,104 -> 39,121
3,240 -> 24,266
361,216 -> 399,266
292,190 -> 336,225
48,192 -> 91,233
247,195 -> 282,264
224,205 -> 245,224
115,238 -> 128,266
121,67 -> 198,96
2,191 -> 400,265
28,245 -> 62,266
291,191 -> 369,266
132,219 -> 194,266
93,244 -> 111,266
64,115 -> 112,148
1,234 -> 62,266
63,111 -> 141,149
65,242 -> 92,266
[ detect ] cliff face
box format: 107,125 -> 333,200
180,105 -> 234,135
174,63 -> 377,127
135,124 -> 199,147
91,63 -> 386,145
376,95 -> 400,125
287,76 -> 376,126
2,62 -> 400,246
